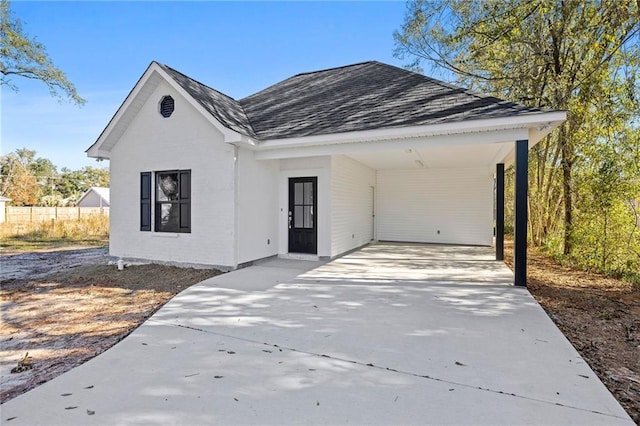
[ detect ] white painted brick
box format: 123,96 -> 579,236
109,79 -> 236,267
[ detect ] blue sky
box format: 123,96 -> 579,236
1,1 -> 413,171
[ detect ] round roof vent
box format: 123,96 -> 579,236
160,95 -> 174,118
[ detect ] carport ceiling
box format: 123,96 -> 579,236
345,141 -> 513,170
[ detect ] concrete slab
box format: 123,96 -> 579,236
1,243 -> 633,425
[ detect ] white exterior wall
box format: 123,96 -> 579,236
377,168 -> 493,246
237,147 -> 279,264
0,201 -> 6,223
278,156 -> 332,257
330,155 -> 376,257
109,79 -> 236,267
78,191 -> 108,208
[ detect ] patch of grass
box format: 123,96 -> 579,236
0,216 -> 109,251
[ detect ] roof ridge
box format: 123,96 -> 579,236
239,61 -> 378,103
157,62 -> 258,138
158,62 -> 241,103
290,60 -> 376,78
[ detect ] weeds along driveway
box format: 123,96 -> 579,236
0,244 -> 634,425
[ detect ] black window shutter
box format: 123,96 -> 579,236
140,172 -> 151,231
179,170 -> 191,232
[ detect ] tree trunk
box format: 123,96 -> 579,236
560,126 -> 573,255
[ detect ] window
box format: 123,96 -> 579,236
155,170 -> 190,232
140,170 -> 191,233
160,96 -> 174,118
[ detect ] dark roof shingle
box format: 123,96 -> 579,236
161,61 -> 544,141
158,63 -> 257,138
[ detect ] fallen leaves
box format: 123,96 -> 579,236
504,242 -> 640,424
0,261 -> 220,404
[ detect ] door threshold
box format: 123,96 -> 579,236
278,253 -> 319,261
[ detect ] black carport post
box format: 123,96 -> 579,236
514,140 -> 528,286
496,163 -> 505,261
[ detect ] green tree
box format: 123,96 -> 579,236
0,150 -> 40,205
0,0 -> 85,104
57,166 -> 109,202
394,0 -> 640,260
1,148 -> 110,206
30,156 -> 58,197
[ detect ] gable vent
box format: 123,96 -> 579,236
160,95 -> 174,118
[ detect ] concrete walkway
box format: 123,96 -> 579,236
1,243 -> 633,425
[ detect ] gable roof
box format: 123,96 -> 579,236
77,187 -> 110,205
160,60 -> 545,141
89,60 -> 562,158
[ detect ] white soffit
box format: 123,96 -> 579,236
346,142 -> 515,170
255,110 -> 566,151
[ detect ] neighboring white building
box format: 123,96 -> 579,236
87,61 -> 565,271
77,187 -> 110,208
0,196 -> 11,223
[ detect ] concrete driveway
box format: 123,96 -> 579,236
1,243 -> 633,425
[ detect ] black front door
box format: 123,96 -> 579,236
288,177 -> 317,254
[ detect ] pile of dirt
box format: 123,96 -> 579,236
0,261 -> 220,404
504,244 -> 640,423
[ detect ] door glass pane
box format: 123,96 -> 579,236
294,206 -> 303,227
303,182 -> 313,204
303,206 -> 313,228
294,182 -> 303,204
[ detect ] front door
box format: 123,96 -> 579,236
288,177 -> 317,254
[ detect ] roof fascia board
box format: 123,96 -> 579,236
231,135 -> 259,148
255,111 -> 567,151
254,127 -> 529,161
87,63 -> 244,159
89,148 -> 111,159
87,62 -> 160,158
154,66 -> 243,143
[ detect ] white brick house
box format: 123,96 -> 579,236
87,61 -> 565,279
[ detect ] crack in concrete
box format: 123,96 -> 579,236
153,320 -> 629,422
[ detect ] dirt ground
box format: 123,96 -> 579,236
1,246 -> 111,282
1,245 -> 638,422
503,243 -> 640,423
0,248 -> 221,404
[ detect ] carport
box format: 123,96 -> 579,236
1,243 -> 632,425
261,115 -> 565,286
246,62 -> 567,287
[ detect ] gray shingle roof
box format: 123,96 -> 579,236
161,61 -> 544,141
159,63 -> 258,138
